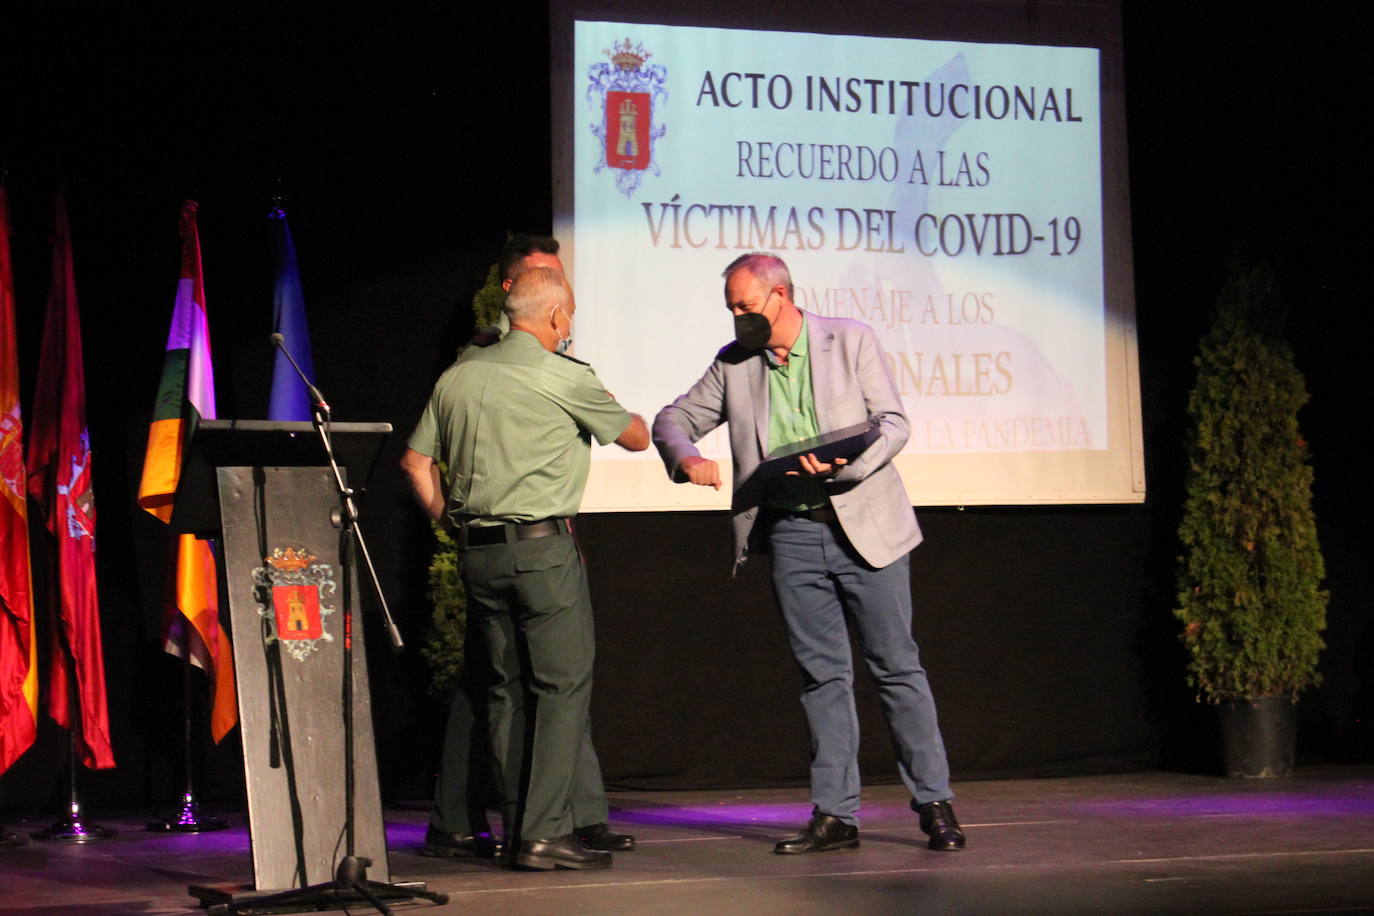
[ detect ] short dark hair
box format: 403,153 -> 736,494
499,234 -> 560,283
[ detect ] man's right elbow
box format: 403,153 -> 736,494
616,415 -> 651,452
400,448 -> 435,480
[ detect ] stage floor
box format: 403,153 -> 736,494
2,766 -> 1372,915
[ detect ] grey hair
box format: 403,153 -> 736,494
722,252 -> 793,300
504,266 -> 571,323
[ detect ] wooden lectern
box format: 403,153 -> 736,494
175,419 -> 400,904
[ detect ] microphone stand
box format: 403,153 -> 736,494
213,337 -> 445,915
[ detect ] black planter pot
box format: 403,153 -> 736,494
1219,696 -> 1297,778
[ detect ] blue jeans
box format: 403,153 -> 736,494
769,514 -> 952,825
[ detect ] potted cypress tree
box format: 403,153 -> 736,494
1174,254 -> 1328,777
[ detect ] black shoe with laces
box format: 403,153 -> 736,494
421,825 -> 502,858
913,799 -> 966,851
513,833 -> 613,870
773,813 -> 860,854
575,822 -> 636,851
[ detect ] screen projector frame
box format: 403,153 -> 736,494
551,0 -> 1142,510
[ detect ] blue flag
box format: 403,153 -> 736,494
268,206 -> 316,421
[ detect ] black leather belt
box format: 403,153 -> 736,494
460,518 -> 568,547
767,506 -> 837,524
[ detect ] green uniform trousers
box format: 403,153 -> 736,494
430,632 -> 608,836
430,614 -> 498,836
461,530 -> 608,841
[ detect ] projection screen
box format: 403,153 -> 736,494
551,0 -> 1142,509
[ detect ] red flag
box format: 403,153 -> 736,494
0,187 -> 39,773
137,201 -> 237,741
25,192 -> 114,770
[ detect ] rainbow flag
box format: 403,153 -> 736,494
137,201 -> 236,742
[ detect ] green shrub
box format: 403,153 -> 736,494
420,516 -> 464,697
471,262 -> 503,329
1174,255 -> 1327,702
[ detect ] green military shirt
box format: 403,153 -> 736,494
764,315 -> 828,511
408,330 -> 632,525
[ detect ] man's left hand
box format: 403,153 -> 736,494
788,453 -> 847,478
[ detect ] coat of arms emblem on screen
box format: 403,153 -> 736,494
253,546 -> 336,662
588,37 -> 667,197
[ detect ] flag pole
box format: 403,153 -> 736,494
31,659 -> 116,843
146,660 -> 228,832
0,776 -> 25,845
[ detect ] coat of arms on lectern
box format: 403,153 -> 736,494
252,546 -> 336,662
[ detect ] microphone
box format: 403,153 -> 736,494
271,331 -> 329,415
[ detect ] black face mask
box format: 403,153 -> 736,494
733,291 -> 775,350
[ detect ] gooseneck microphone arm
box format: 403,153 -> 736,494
269,332 -> 403,651
271,332 -> 329,415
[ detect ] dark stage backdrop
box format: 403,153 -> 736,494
0,3 -> 1367,816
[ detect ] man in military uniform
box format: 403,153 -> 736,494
420,234 -> 632,861
403,266 -> 648,869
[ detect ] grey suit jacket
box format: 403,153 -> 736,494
653,311 -> 922,575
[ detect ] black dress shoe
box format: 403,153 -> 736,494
513,833 -> 613,870
913,799 -> 966,851
575,822 -> 636,851
421,825 -> 502,858
773,813 -> 860,854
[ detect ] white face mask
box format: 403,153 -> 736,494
553,305 -> 574,355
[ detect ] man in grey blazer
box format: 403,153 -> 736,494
653,252 -> 965,853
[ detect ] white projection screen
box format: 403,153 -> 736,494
551,0 -> 1142,510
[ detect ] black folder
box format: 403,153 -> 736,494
757,420 -> 881,478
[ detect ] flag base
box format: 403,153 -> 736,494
147,793 -> 230,832
31,815 -> 118,843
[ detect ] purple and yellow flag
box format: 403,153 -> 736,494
0,187 -> 38,773
137,201 -> 236,742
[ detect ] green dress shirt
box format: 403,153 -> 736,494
765,315 -> 828,511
